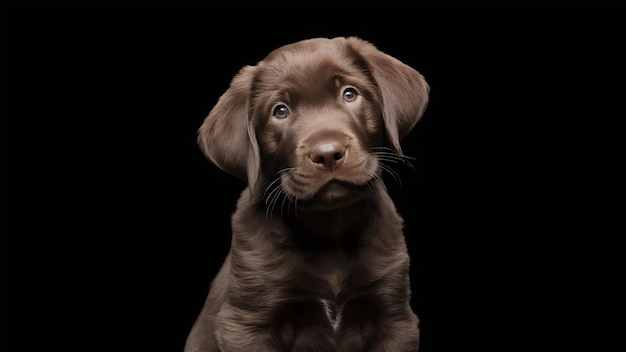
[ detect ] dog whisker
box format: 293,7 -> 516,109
280,191 -> 292,220
267,187 -> 283,216
265,189 -> 277,220
263,168 -> 298,221
364,168 -> 380,194
369,147 -> 418,186
277,167 -> 294,175
379,163 -> 403,187
263,177 -> 283,203
369,148 -> 416,164
264,179 -> 283,220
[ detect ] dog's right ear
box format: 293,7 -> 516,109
197,66 -> 260,188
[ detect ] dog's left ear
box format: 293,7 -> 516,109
347,37 -> 430,155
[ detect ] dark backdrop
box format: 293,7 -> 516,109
3,3 -> 621,351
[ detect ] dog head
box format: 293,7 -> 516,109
198,37 -> 429,210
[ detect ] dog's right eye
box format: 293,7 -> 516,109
272,104 -> 290,119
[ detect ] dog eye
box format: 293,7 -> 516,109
342,87 -> 359,102
272,104 -> 290,119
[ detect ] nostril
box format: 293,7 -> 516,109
311,155 -> 325,164
310,142 -> 346,169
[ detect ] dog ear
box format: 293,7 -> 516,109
348,37 -> 430,155
197,66 -> 261,190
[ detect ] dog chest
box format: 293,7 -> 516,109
319,297 -> 344,333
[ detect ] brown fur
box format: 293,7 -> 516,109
185,36 -> 429,352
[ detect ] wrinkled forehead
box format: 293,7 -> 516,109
251,42 -> 375,105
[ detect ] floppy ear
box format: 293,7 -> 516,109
348,37 -> 430,155
197,66 -> 260,189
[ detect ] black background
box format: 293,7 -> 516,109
3,3 -> 622,351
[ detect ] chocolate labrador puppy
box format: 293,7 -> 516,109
185,36 -> 429,352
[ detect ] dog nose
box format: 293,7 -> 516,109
310,142 -> 346,170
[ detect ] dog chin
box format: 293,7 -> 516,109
301,180 -> 369,211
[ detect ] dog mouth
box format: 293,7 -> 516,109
276,152 -> 380,211
298,180 -> 370,211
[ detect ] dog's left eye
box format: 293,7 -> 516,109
272,104 -> 290,119
342,87 -> 359,102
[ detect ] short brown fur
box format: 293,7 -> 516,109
185,36 -> 429,352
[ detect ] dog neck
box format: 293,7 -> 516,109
257,181 -> 395,251
287,197 -> 376,250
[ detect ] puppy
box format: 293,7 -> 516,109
185,36 -> 429,352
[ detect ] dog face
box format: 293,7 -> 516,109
198,37 -> 429,211
252,42 -> 388,210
